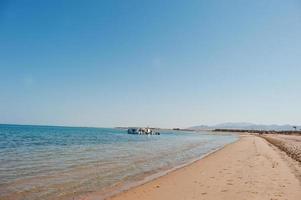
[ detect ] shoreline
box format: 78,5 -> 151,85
86,134 -> 301,200
0,127 -> 237,200
81,137 -> 240,200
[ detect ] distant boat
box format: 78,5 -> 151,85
127,128 -> 160,135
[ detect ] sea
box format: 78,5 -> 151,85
0,124 -> 237,200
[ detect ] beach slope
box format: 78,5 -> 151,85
96,135 -> 301,200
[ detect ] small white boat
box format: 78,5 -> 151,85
127,128 -> 160,135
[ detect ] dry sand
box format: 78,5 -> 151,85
87,135 -> 301,200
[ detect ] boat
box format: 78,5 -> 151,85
127,128 -> 160,135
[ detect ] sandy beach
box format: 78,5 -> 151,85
86,135 -> 301,200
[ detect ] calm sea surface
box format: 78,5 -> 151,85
0,124 -> 237,200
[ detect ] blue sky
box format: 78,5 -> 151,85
0,0 -> 301,128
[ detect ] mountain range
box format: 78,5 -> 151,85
189,122 -> 301,131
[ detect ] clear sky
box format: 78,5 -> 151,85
0,0 -> 301,128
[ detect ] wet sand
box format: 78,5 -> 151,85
87,135 -> 301,200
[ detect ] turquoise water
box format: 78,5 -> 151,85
0,124 -> 237,200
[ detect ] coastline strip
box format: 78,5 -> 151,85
81,138 -> 238,200
86,135 -> 301,200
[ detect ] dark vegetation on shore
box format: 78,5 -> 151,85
213,129 -> 301,135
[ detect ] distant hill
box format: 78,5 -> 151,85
189,122 -> 301,131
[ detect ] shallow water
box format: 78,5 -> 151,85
0,124 -> 237,200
